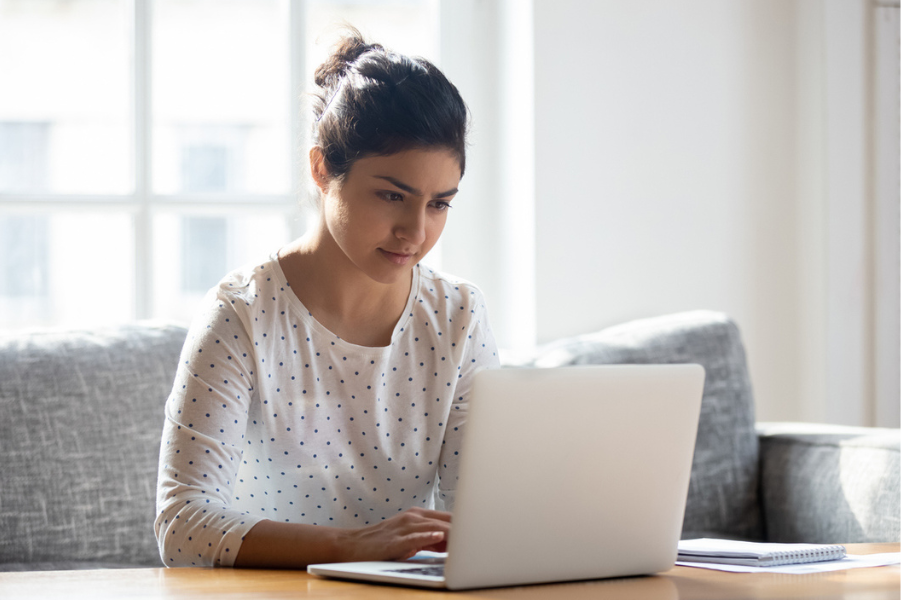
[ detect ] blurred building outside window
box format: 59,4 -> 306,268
0,0 -> 439,331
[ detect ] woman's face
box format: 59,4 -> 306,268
315,147 -> 461,285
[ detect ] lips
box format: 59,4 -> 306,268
379,248 -> 414,265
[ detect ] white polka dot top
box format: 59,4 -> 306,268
154,252 -> 499,567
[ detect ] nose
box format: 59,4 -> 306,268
394,206 -> 427,246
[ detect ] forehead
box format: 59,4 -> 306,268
346,148 -> 462,190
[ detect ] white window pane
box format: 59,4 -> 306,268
180,215 -> 228,292
0,211 -> 135,330
306,0 -> 440,75
152,0 -> 290,195
152,210 -> 290,323
0,0 -> 132,194
0,214 -> 49,298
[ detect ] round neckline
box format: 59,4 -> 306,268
268,249 -> 420,356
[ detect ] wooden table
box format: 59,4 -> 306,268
0,544 -> 897,599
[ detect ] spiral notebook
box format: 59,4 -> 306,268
677,539 -> 847,567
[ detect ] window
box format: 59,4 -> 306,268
0,215 -> 49,299
181,216 -> 228,294
0,0 -> 439,331
181,145 -> 231,193
0,122 -> 50,193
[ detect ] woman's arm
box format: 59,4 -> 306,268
234,507 -> 451,568
436,289 -> 500,511
155,291 -> 264,566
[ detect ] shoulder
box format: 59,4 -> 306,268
415,265 -> 498,365
417,263 -> 489,313
213,254 -> 280,308
187,253 -> 281,338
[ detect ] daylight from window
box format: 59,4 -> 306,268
0,0 -> 438,330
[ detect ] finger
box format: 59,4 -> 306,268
397,549 -> 418,561
413,509 -> 452,522
396,516 -> 451,535
405,530 -> 444,549
419,530 -> 445,543
421,539 -> 448,553
392,531 -> 444,561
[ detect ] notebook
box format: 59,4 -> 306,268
677,538 -> 847,567
308,364 -> 706,590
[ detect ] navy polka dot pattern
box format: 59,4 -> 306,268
154,252 -> 499,567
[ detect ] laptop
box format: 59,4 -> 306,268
308,364 -> 705,590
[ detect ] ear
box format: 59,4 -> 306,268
309,147 -> 332,194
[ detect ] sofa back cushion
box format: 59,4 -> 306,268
0,323 -> 187,567
515,310 -> 763,541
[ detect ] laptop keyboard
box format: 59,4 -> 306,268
385,565 -> 445,578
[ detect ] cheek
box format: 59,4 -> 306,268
323,197 -> 355,244
425,213 -> 448,244
325,195 -> 388,249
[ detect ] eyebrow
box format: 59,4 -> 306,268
374,175 -> 458,199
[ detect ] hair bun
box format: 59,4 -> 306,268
314,28 -> 384,89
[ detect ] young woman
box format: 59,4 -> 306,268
154,31 -> 499,569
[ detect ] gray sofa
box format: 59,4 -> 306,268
1,311 -> 897,571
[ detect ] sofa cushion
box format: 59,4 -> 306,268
758,422 -> 900,543
0,322 -> 187,568
512,311 -> 763,541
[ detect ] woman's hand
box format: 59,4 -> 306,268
337,507 -> 451,562
234,507 -> 451,568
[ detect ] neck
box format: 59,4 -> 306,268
277,225 -> 413,338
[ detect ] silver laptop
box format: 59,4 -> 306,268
308,364 -> 705,590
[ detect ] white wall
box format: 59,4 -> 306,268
440,0 -> 898,426
532,0 -> 805,422
437,0 -> 503,340
873,4 -> 901,428
439,0 -> 537,352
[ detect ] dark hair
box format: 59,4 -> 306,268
311,28 -> 469,181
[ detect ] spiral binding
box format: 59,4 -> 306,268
677,539 -> 848,567
757,545 -> 846,567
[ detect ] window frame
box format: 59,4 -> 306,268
0,0 -> 308,323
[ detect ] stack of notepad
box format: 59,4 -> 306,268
677,538 -> 847,567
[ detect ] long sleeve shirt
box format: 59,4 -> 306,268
154,254 -> 499,566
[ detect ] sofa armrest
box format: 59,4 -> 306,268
757,422 -> 900,543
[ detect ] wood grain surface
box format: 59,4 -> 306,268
0,543 -> 897,599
